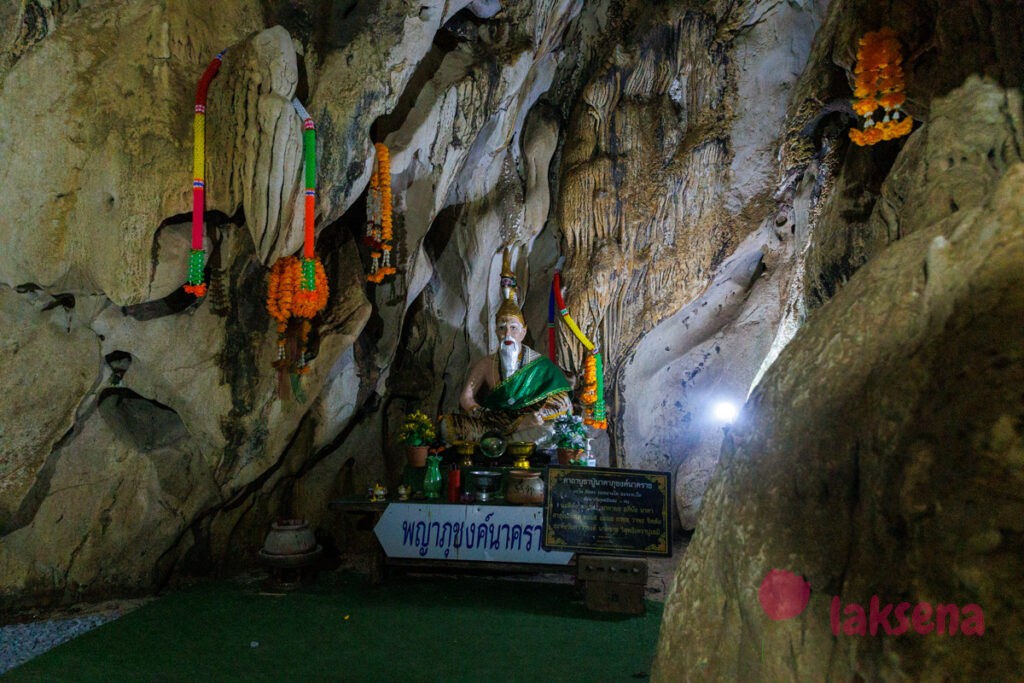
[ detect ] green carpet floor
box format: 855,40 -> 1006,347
6,573 -> 663,682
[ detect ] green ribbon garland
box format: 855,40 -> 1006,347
188,249 -> 205,286
301,257 -> 316,291
304,127 -> 316,189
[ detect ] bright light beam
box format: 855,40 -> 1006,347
712,401 -> 739,424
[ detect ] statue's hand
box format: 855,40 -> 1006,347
524,410 -> 544,428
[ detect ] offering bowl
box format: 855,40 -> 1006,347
468,469 -> 504,502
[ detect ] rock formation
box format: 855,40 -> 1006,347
651,70 -> 1024,683
1,16 -> 1022,683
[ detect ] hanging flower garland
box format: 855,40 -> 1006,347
267,256 -> 328,371
265,100 -> 329,395
292,99 -> 324,298
365,142 -> 396,283
552,271 -> 607,430
849,28 -> 913,146
185,51 -> 225,297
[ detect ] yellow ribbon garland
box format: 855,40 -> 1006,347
552,272 -> 606,429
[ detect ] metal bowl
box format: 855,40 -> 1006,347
468,469 -> 504,501
468,470 -> 503,491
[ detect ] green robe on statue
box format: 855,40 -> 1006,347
480,355 -> 571,412
441,347 -> 573,442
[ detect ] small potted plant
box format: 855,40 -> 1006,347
553,414 -> 587,466
399,410 -> 436,467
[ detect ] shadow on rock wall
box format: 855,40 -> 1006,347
652,78 -> 1024,682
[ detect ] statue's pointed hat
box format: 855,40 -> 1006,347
496,247 -> 525,324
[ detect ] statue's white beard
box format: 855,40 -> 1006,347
499,338 -> 520,378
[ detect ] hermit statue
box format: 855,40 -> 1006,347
440,251 -> 573,443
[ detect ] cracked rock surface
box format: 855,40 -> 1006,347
652,78 -> 1024,682
1,10 -> 1022,670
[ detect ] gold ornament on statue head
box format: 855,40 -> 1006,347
496,246 -> 525,326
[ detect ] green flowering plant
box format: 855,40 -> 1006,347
553,414 -> 587,450
399,410 -> 436,446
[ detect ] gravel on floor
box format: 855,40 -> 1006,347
0,598 -> 148,675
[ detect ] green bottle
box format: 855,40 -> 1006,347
423,455 -> 443,499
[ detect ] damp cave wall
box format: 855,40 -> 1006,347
0,5 -> 1021,658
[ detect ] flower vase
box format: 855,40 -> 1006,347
423,455 -> 443,499
557,448 -> 584,466
406,445 -> 429,468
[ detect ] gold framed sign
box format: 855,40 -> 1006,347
542,466 -> 672,557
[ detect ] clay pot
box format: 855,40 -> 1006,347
506,470 -> 545,505
260,519 -> 322,575
406,445 -> 429,467
262,519 -> 317,556
557,448 -> 584,466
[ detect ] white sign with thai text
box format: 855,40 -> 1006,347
374,503 -> 573,564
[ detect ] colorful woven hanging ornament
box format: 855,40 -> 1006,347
291,98 -> 326,303
849,28 -> 913,146
365,142 -> 396,283
265,100 -> 329,399
185,51 -> 225,297
552,270 -> 607,430
547,277 -> 558,362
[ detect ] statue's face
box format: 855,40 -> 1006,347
496,315 -> 527,345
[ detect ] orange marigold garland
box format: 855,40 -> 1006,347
551,271 -> 607,430
265,101 -> 330,399
365,142 -> 396,283
579,353 -> 606,430
267,255 -> 329,392
579,353 -> 602,420
849,28 -> 913,146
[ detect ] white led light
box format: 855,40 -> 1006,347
712,401 -> 739,423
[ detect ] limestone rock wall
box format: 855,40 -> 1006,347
0,0 -> 451,603
2,0 -> 1021,634
290,0 -> 584,517
0,0 -> 586,605
651,74 -> 1024,683
555,0 -> 826,527
648,0 -> 1024,673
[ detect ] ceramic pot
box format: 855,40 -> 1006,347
262,519 -> 317,556
406,445 -> 429,467
557,448 -> 584,466
506,470 -> 545,505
